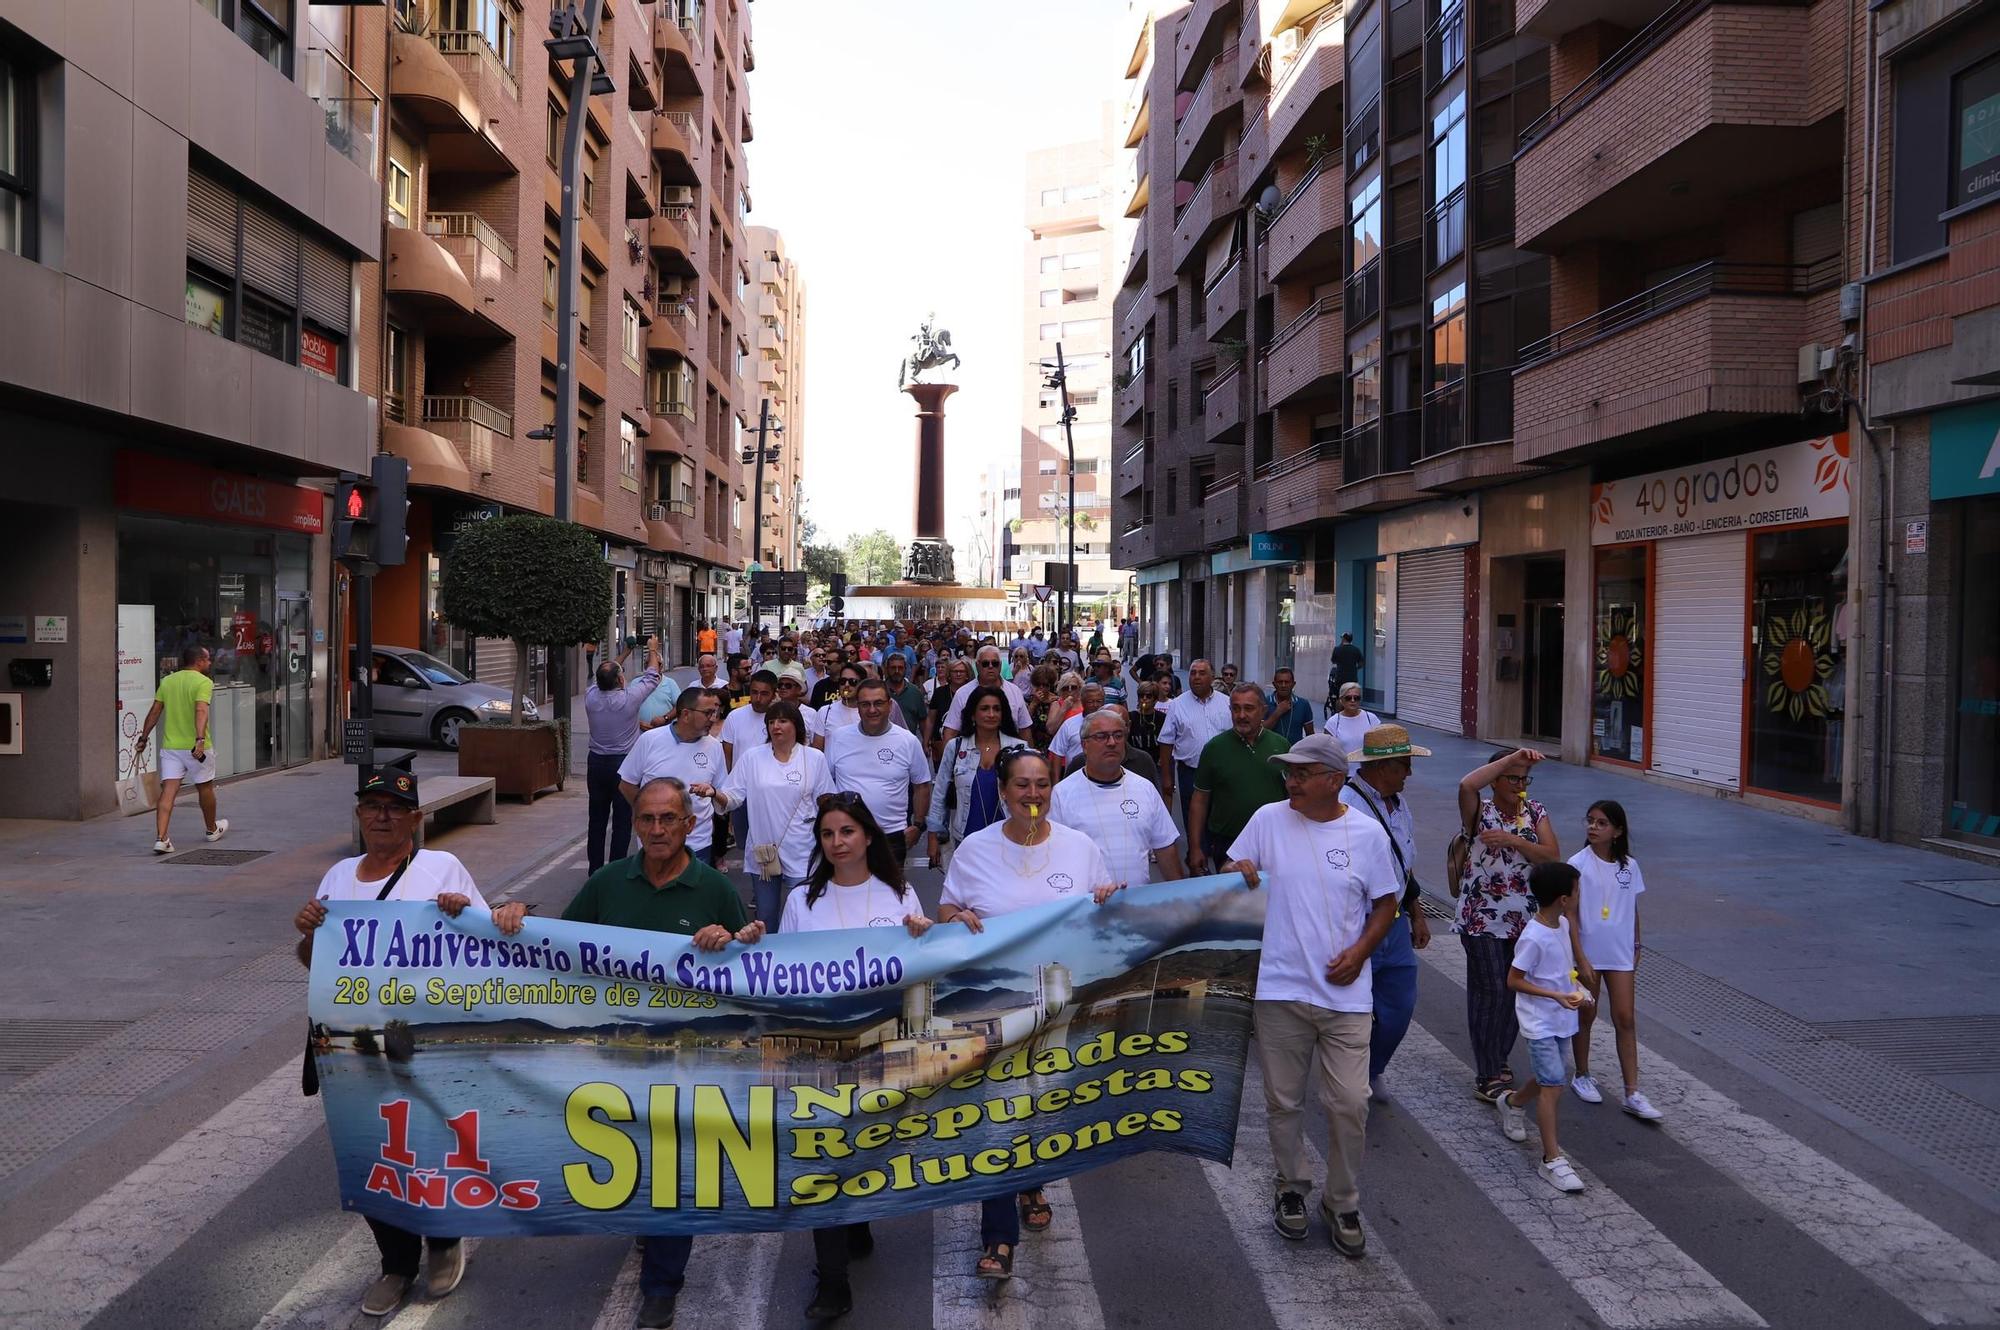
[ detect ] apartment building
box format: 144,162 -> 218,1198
745,223 -> 805,573
1020,120 -> 1129,623
0,0 -> 382,818
367,0 -> 758,680
1114,0 -> 1881,830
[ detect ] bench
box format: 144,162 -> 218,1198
352,776 -> 498,852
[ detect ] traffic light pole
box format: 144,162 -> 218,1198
1053,342 -> 1078,636
352,560 -> 376,785
750,397 -> 771,571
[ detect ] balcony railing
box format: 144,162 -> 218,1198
666,495 -> 697,517
1272,155 -> 1329,222
423,394 -> 513,436
1175,150 -> 1235,223
423,212 -> 515,268
1519,257 -> 1841,365
305,46 -> 380,176
1422,382 -> 1466,457
433,28 -> 517,101
1271,2 -> 1344,97
1342,409 -> 1420,483
1203,254 -> 1242,296
658,110 -> 702,154
1271,293 -> 1338,350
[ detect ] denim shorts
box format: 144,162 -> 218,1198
1527,1035 -> 1574,1087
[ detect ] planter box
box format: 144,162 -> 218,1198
458,722 -> 564,800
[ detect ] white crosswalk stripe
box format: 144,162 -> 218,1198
1201,1064 -> 1438,1330
250,1225 -> 378,1330
1413,939 -> 2000,1325
587,1246 -> 645,1330
932,1179 -> 1105,1330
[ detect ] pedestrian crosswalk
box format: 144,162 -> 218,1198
1,941 -> 1997,1330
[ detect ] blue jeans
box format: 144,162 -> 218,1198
981,1193 -> 1021,1248
755,875 -> 803,931
1369,911 -> 1419,1080
638,1234 -> 691,1298
585,750 -> 631,873
1175,762 -> 1198,831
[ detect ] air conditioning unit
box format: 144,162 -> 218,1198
662,185 -> 694,206
1272,27 -> 1302,63
660,275 -> 688,301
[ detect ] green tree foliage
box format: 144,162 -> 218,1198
441,515 -> 612,723
802,543 -> 846,587
843,529 -> 902,586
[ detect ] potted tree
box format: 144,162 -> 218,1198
441,514 -> 611,799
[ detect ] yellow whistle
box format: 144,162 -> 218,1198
1601,905 -> 1611,920
1028,804 -> 1040,818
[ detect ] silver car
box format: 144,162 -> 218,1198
367,646 -> 538,749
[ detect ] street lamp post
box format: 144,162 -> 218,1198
545,0 -> 612,732
1044,344 -> 1078,636
745,397 -> 780,571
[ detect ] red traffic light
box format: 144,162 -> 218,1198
345,489 -> 366,519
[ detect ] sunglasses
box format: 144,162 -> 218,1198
817,791 -> 867,811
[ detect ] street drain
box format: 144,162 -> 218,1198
163,849 -> 274,866
0,1019 -> 134,1074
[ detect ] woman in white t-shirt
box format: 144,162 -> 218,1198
1567,800 -> 1661,1120
1325,683 -> 1381,770
714,700 -> 834,931
937,749 -> 1121,1282
780,794 -> 933,1320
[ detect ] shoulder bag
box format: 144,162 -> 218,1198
1445,798 -> 1480,901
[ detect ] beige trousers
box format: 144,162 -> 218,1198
1253,1000 -> 1371,1215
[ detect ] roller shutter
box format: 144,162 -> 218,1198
187,172 -> 236,271
302,238 -> 352,333
475,638 -> 517,693
1393,547 -> 1466,733
242,201 -> 301,303
1649,533 -> 1745,788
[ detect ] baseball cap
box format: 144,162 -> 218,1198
358,770 -> 420,805
1265,733 -> 1350,770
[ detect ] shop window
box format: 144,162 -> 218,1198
1591,545 -> 1647,764
185,268 -> 231,337
1747,525 -> 1848,802
1951,496 -> 2000,844
1954,53 -> 2000,209
0,49 -> 36,260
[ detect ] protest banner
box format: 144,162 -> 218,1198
308,874 -> 1261,1236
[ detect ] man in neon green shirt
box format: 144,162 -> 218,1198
135,645 -> 228,854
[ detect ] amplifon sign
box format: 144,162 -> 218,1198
1589,436 -> 1850,547
113,451 -> 326,535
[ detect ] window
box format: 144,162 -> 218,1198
732,494 -> 743,530
386,155 -> 412,227
385,323 -> 409,421
1430,91 -> 1467,265
440,0 -> 518,72
186,168 -> 349,373
1429,282 -> 1466,392
546,98 -> 563,169
1040,289 -> 1060,307
1072,389 -> 1100,406
543,250 -> 558,324
1349,174 -> 1383,271
1039,322 -> 1059,340
1064,251 -> 1097,269
579,271 -> 596,349
0,52 -> 34,259
582,143 -> 598,216
197,0 -> 289,71
1348,334 -> 1383,426
1041,188 -> 1062,205
1038,427 -> 1064,444
621,416 -> 639,481
1074,458 -> 1101,474
1591,544 -> 1646,764
1040,254 -> 1062,273
622,296 -> 643,364
1063,285 -> 1099,303
1955,53 -> 2000,208
185,270 -> 230,336
1062,319 -> 1096,339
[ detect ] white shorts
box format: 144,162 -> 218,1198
159,747 -> 217,784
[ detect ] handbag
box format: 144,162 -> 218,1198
302,853 -> 412,1097
1445,800 -> 1479,901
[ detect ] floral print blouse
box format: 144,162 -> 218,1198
1454,797 -> 1550,941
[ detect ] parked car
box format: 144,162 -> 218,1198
363,646 -> 537,750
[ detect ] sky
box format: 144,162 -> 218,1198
747,0 -> 1129,552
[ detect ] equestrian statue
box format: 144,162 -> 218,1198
898,313 -> 962,388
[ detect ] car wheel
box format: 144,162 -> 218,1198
434,710 -> 474,750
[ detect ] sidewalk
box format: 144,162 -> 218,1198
1392,722 -> 2000,1113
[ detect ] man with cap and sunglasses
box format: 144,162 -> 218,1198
292,771 -> 530,1317
1340,723 -> 1434,1099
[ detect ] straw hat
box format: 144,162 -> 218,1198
1347,722 -> 1433,765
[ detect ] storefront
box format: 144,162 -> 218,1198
1135,563 -> 1176,657
112,451 -> 326,780
1378,499 -> 1480,736
1931,403 -> 2000,848
1208,533 -> 1303,683
1588,435 -> 1851,808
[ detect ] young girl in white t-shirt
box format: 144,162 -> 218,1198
780,794 -> 932,1322
1567,799 -> 1662,1121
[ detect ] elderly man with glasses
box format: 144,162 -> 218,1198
618,687 -> 729,866
937,645 -> 1033,742
1047,709 -> 1184,891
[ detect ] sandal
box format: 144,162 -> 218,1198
1018,1191 -> 1053,1231
976,1243 -> 1014,1280
1474,1076 -> 1508,1102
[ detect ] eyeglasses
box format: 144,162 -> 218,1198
1083,731 -> 1127,743
357,800 -> 409,818
1497,774 -> 1534,787
1279,765 -> 1338,783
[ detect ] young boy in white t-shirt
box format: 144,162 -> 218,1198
1498,861 -> 1592,1193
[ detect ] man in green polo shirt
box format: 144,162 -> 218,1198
1188,681 -> 1291,874
562,775 -> 763,1329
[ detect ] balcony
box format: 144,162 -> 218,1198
383,421 -> 473,492
1157,510 -> 1203,560
1513,259 -> 1837,463
653,110 -> 702,180
1116,440 -> 1148,495
1115,283 -> 1151,356
1266,295 -> 1342,405
650,203 -> 699,272
1266,161 -> 1341,281
389,30 -> 510,174
1172,152 -> 1241,273
1175,51 -> 1242,181
1261,441 -> 1344,530
1117,522 -> 1158,568
1116,364 -> 1151,425
421,395 -> 511,480
1121,82 -> 1151,149
1122,159 -> 1151,220
647,393 -> 698,455
649,300 -> 696,357
1204,361 -> 1248,442
1514,0 -> 1830,250
1337,412 -> 1423,510
423,212 -> 514,286
305,45 -> 380,177
386,225 -> 476,320
1202,475 -> 1246,547
1175,0 -> 1241,90
1268,7 -> 1344,156
1205,255 -> 1245,337
655,9 -> 697,89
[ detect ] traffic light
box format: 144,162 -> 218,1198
371,453 -> 411,567
332,470 -> 378,563
828,572 -> 847,617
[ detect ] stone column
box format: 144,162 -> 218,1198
905,382 -> 957,541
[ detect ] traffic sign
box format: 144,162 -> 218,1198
1034,585 -> 1054,603
342,718 -> 372,765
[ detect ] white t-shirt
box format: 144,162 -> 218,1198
1571,849 -> 1645,971
825,723 -> 931,832
315,848 -> 487,907
817,700 -> 864,736
1158,690 -> 1233,769
1227,802 -> 1399,1013
723,627 -> 742,654
721,703 -> 813,760
941,677 -> 1033,733
1048,768 -> 1178,890
940,820 -> 1112,920
1049,710 -> 1088,762
1327,709 -> 1383,770
1512,916 -> 1580,1040
617,727 -> 726,850
717,744 -> 834,880
779,875 -> 916,933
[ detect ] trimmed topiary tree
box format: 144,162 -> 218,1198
440,514 -> 612,724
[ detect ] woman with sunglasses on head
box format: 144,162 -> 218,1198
713,701 -> 834,932
780,794 -> 934,1320
1454,748 -> 1575,1102
926,684 -> 1029,869
936,748 -> 1122,1281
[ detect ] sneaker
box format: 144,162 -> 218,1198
1571,1074 -> 1603,1104
1622,1090 -> 1663,1121
1328,1210 -> 1366,1259
1540,1156 -> 1585,1193
637,1293 -> 678,1328
1495,1088 -> 1528,1143
152,839 -> 175,855
205,818 -> 229,843
1272,1189 -> 1309,1240
425,1241 -> 466,1298
360,1272 -> 412,1316
804,1277 -> 853,1320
